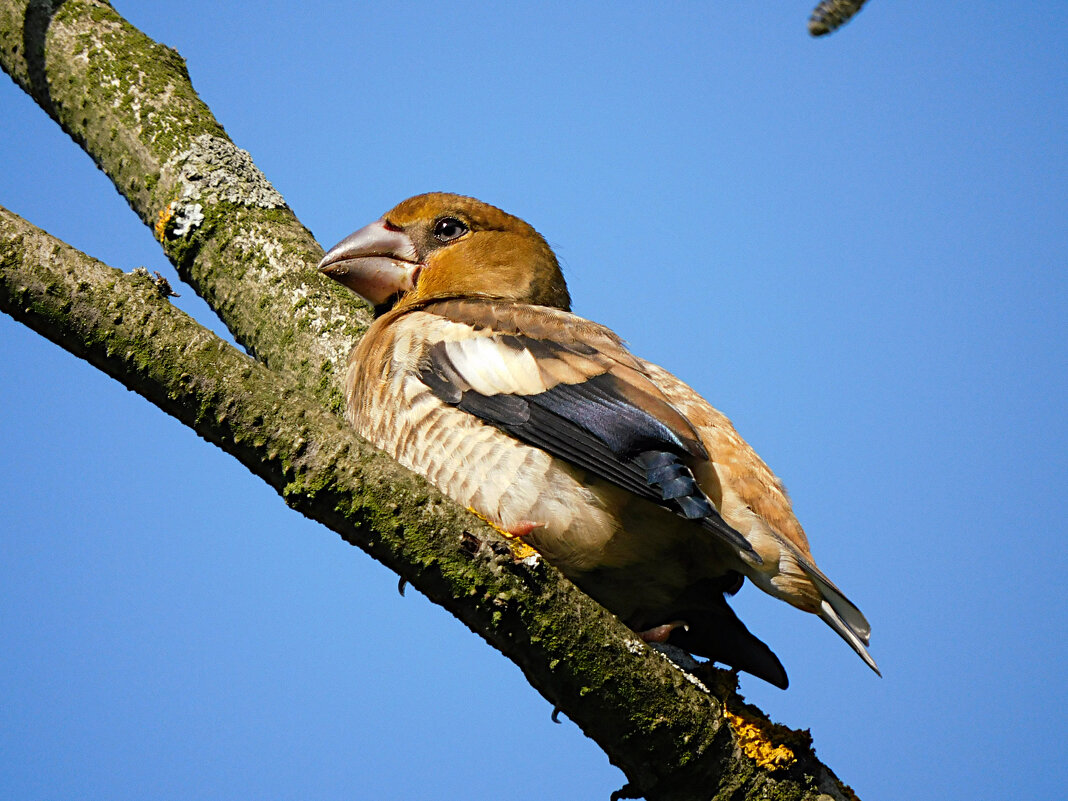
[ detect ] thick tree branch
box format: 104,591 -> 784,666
0,205 -> 856,801
0,0 -> 366,409
1,3 -> 861,799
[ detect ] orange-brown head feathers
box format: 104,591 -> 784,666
319,193 -> 570,313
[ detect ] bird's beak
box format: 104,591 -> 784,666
317,220 -> 422,305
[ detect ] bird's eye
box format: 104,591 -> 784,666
433,217 -> 468,243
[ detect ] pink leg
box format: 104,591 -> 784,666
637,620 -> 690,643
505,520 -> 545,538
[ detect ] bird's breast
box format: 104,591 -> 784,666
349,320 -> 627,573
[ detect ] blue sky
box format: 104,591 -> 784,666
1,2 -> 1065,799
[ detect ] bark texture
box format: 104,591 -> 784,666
0,0 -> 367,410
1,3 -> 862,799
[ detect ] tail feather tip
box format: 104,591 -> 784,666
819,599 -> 880,676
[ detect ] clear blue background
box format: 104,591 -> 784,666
2,2 -> 1065,799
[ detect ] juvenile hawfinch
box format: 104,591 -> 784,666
319,192 -> 877,688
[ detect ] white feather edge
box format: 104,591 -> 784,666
820,599 -> 880,675
800,558 -> 880,675
756,521 -> 879,675
799,559 -> 871,643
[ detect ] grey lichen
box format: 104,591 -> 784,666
168,134 -> 286,209
170,201 -> 204,236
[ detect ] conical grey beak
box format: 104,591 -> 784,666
318,220 -> 421,305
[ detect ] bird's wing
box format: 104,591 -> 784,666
412,298 -> 758,560
639,358 -> 876,665
635,358 -> 814,559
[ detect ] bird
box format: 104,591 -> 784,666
318,192 -> 877,688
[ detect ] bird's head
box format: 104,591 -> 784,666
318,192 -> 570,314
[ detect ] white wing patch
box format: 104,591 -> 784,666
443,336 -> 548,396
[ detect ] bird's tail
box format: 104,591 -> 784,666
798,559 -> 880,676
670,595 -> 790,689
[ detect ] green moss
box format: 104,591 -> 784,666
55,1 -> 225,163
257,206 -> 298,225
85,3 -> 112,23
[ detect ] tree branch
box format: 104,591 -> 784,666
0,0 -> 365,408
1,3 -> 861,799
0,205 -> 856,801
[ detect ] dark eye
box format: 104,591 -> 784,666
433,217 -> 468,243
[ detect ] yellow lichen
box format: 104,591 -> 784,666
466,508 -> 542,560
723,707 -> 796,771
154,202 -> 175,241
505,539 -> 540,560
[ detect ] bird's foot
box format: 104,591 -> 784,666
503,520 -> 545,538
501,520 -> 544,560
467,509 -> 544,560
636,620 -> 690,643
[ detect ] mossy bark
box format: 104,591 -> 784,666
0,0 -> 367,409
1,4 -> 861,800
